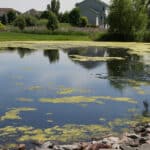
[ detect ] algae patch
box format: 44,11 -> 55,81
69,55 -> 124,62
28,86 -> 42,91
17,97 -> 33,102
39,96 -> 97,104
57,87 -> 75,95
39,96 -> 137,104
0,124 -> 111,143
0,107 -> 36,121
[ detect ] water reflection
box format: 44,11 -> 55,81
142,100 -> 150,117
44,49 -> 59,64
6,47 -> 35,58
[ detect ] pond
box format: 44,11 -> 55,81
0,44 -> 150,148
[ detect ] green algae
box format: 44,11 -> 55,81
28,86 -> 42,91
16,82 -> 24,86
69,55 -> 125,62
108,118 -> 138,128
128,108 -> 138,113
0,107 -> 36,121
57,87 -> 75,95
39,96 -> 137,104
39,96 -> 97,104
0,124 -> 111,143
99,118 -> 106,121
17,97 -> 33,102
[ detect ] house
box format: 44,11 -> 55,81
0,8 -> 20,17
24,9 -> 42,18
76,0 -> 108,27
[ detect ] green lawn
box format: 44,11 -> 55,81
0,32 -> 91,41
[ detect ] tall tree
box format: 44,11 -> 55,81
108,0 -> 148,40
47,0 -> 60,16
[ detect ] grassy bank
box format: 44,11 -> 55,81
0,32 -> 91,41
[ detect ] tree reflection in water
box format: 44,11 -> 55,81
44,49 -> 59,64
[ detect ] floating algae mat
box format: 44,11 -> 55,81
0,43 -> 150,145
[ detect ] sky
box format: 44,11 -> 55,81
0,0 -> 110,12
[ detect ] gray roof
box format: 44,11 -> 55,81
76,0 -> 108,7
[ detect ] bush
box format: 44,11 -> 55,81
47,11 -> 59,31
79,16 -> 88,27
37,19 -> 48,26
69,8 -> 80,26
0,22 -> 6,31
24,15 -> 37,26
14,16 -> 26,30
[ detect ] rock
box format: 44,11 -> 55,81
140,143 -> 150,150
85,143 -> 111,150
112,143 -> 120,149
134,126 -> 146,133
146,128 -> 150,133
61,144 -> 81,150
127,134 -> 140,139
120,144 -> 138,150
139,137 -> 147,144
146,140 -> 150,144
108,137 -> 120,143
17,144 -> 26,150
42,141 -> 54,149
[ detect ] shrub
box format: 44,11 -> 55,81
47,11 -> 59,31
37,19 -> 48,26
14,16 -> 26,30
79,16 -> 88,27
69,8 -> 80,26
24,15 -> 37,26
0,22 -> 6,31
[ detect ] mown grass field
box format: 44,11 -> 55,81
0,32 -> 91,41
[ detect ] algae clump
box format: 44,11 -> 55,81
0,107 -> 36,121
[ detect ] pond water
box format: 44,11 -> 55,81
0,46 -> 150,147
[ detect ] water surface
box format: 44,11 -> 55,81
0,46 -> 149,146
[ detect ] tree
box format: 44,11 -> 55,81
108,0 -> 148,40
58,11 -> 69,23
1,14 -> 8,25
47,11 -> 59,31
14,16 -> 26,30
7,10 -> 17,24
79,16 -> 88,27
69,8 -> 80,26
47,0 -> 60,16
24,15 -> 37,26
40,11 -> 49,19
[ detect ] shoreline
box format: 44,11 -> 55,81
1,122 -> 150,150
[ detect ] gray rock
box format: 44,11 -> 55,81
140,144 -> 150,150
120,144 -> 139,150
112,143 -> 120,149
60,144 -> 81,150
127,134 -> 140,140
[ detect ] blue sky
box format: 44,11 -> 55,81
0,0 -> 109,12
